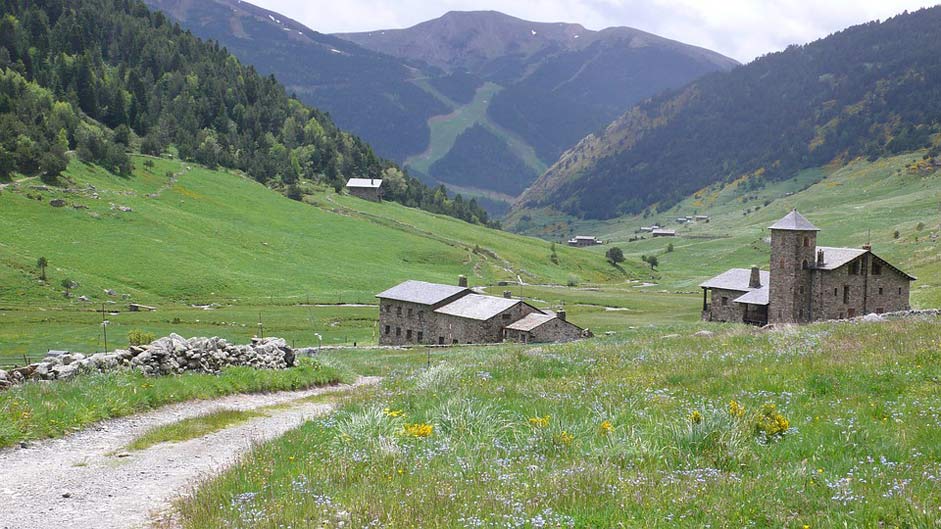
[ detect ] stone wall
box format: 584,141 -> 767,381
0,335 -> 295,390
378,300 -> 440,346
435,303 -> 541,344
812,254 -> 910,320
704,288 -> 747,323
769,229 -> 816,324
506,319 -> 585,344
349,187 -> 380,202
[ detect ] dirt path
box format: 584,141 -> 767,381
0,377 -> 380,529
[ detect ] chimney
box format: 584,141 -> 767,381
817,249 -> 825,266
458,275 -> 468,288
749,266 -> 761,289
862,244 -> 872,251
503,291 -> 513,299
557,310 -> 567,322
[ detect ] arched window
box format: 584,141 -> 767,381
803,237 -> 810,247
802,259 -> 809,270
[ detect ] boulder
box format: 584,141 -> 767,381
694,330 -> 715,337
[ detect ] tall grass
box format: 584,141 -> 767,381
177,317 -> 941,527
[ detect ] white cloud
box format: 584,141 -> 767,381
249,0 -> 939,62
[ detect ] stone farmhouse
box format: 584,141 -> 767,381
377,278 -> 586,345
345,178 -> 383,202
567,236 -> 603,247
701,210 -> 915,325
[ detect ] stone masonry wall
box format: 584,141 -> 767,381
378,300 -> 436,346
769,229 -> 816,324
812,255 -> 910,320
435,303 -> 541,344
705,288 -> 747,323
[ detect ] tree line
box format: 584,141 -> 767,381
0,0 -> 493,226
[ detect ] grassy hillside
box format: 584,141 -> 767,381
0,155 -> 634,359
177,316 -> 941,527
510,152 -> 941,309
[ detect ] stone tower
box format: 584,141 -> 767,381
768,210 -> 819,324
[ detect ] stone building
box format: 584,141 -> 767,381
567,236 -> 603,247
346,178 -> 383,202
376,278 -> 586,345
504,310 -> 587,344
701,210 -> 915,325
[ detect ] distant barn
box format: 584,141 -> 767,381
345,178 -> 383,202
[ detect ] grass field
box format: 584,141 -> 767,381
511,152 -> 941,308
0,358 -> 348,448
175,316 -> 941,528
0,155 -> 635,361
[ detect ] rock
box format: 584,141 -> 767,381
52,363 -> 79,380
49,199 -> 66,208
694,330 -> 715,337
862,313 -> 885,322
78,295 -> 90,302
62,491 -> 72,498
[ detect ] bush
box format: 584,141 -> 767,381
128,330 -> 157,347
566,274 -> 580,287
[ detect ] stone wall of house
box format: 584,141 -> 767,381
378,300 -> 436,345
704,288 -> 747,323
435,303 -> 541,344
349,187 -> 380,202
812,254 -> 910,320
769,229 -> 816,324
527,319 -> 584,343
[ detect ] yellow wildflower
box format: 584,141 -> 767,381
689,410 -> 703,424
529,415 -> 551,428
383,408 -> 405,418
728,400 -> 746,418
558,431 -> 575,445
599,420 -> 613,435
403,423 -> 433,438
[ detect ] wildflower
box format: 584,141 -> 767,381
753,403 -> 790,439
403,423 -> 433,438
529,415 -> 551,428
728,400 -> 746,418
599,420 -> 613,435
383,408 -> 404,418
558,431 -> 575,445
689,410 -> 703,424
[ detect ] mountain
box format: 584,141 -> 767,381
340,11 -> 739,193
141,0 -> 447,163
517,7 -> 941,220
140,3 -> 736,213
0,0 -> 491,225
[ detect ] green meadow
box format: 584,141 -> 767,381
0,155 -> 636,362
176,316 -> 941,528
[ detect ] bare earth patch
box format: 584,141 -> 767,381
0,376 -> 380,529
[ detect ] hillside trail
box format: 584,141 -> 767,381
0,376 -> 381,529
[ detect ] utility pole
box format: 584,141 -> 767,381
101,303 -> 108,353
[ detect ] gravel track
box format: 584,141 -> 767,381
0,376 -> 380,529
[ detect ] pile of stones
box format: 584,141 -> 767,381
0,334 -> 295,389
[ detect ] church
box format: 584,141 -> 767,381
701,210 -> 915,325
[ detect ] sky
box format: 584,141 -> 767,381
247,0 -> 939,63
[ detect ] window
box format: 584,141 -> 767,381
802,260 -> 809,270
843,286 -> 850,304
452,339 -> 458,345
872,262 -> 882,275
502,313 -> 512,321
721,296 -> 729,306
803,237 -> 810,247
876,308 -> 884,314
396,306 -> 402,316
799,285 -> 805,294
384,325 -> 390,335
849,261 -> 860,275
407,308 -> 413,318
799,309 -> 804,319
438,337 -> 444,345
878,287 -> 884,295
839,312 -> 844,319
417,331 -> 423,342
899,287 -> 903,295
396,327 -> 401,337
406,329 -> 412,340
834,288 -> 838,297
848,308 -> 856,318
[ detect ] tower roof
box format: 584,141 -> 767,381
769,210 -> 819,231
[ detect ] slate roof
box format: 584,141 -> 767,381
700,268 -> 770,292
652,229 -> 677,236
770,210 -> 819,231
346,178 -> 383,189
434,294 -> 535,321
814,246 -> 867,270
734,286 -> 770,306
376,280 -> 469,306
504,312 -> 556,332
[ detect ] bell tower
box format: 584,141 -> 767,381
768,210 -> 819,324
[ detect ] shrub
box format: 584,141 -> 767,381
566,274 -> 580,287
128,330 -> 157,347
